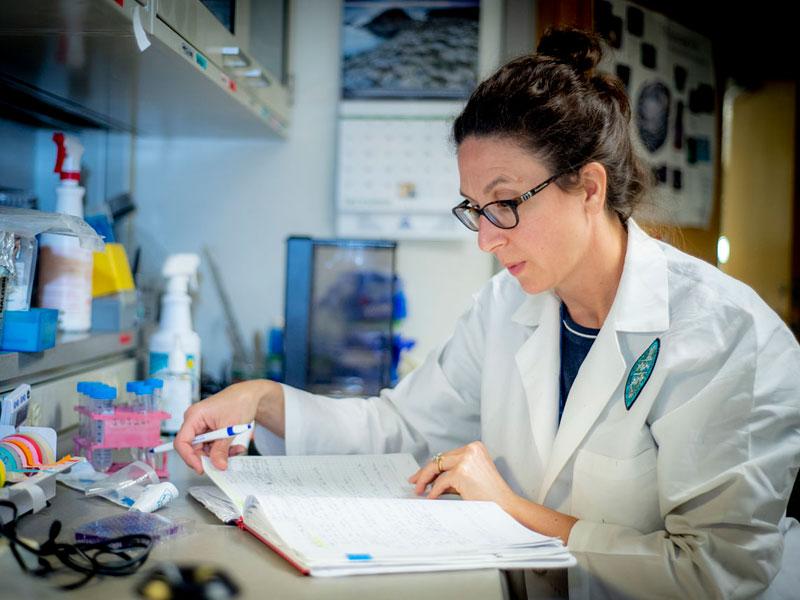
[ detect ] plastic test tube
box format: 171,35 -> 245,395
76,382 -> 87,441
77,381 -> 99,441
125,380 -> 139,411
145,378 -> 163,412
130,381 -> 153,466
133,381 -> 151,414
92,384 -> 116,472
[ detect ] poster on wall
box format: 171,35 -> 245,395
341,1 -> 480,100
596,0 -> 716,229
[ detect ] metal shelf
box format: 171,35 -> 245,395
0,331 -> 137,390
0,0 -> 290,137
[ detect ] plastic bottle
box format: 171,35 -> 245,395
160,337 -> 193,435
92,384 -> 116,472
37,133 -> 93,332
148,254 -> 201,402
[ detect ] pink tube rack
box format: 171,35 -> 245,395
74,407 -> 172,478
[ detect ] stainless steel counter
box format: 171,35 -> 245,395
0,455 -> 509,600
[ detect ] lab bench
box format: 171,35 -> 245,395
0,454 -> 510,600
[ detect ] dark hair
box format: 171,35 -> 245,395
452,27 -> 651,222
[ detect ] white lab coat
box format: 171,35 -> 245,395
256,220 -> 800,598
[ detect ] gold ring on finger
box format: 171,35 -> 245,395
434,453 -> 444,473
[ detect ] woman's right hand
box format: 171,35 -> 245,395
174,379 -> 284,474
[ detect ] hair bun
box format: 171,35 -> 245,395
536,27 -> 603,77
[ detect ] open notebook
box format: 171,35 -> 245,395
200,453 -> 575,577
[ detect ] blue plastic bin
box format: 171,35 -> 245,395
0,308 -> 58,352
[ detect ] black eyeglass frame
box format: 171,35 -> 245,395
451,171 -> 566,231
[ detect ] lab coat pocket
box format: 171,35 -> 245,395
571,447 -> 662,534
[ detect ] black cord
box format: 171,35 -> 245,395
0,500 -> 153,590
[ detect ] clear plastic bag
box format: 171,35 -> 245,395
83,460 -> 159,496
59,461 -> 178,511
0,206 -> 103,251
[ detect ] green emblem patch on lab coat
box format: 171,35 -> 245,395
625,338 -> 660,410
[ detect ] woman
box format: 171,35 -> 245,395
176,28 -> 800,598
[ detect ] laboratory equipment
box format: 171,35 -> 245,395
284,237 -> 397,396
0,425 -> 77,526
74,382 -> 171,477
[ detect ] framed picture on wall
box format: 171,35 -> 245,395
341,1 -> 480,100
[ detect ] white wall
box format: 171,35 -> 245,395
134,0 -> 496,379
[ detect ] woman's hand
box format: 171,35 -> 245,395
409,441 -> 516,506
174,379 -> 284,474
409,441 -> 578,544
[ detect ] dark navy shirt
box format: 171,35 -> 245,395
559,303 -> 600,424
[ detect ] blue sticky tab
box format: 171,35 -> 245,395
227,426 -> 234,435
346,554 -> 372,561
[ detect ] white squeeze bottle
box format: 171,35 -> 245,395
160,337 -> 193,435
148,254 -> 201,402
38,133 -> 93,332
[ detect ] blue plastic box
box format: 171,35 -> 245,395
0,308 -> 58,352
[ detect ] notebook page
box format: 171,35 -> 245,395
202,453 -> 420,511
249,495 -> 562,564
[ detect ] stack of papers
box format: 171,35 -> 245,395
202,453 -> 575,576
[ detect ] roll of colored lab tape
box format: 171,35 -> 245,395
13,434 -> 44,464
0,444 -> 21,472
4,438 -> 35,467
21,432 -> 55,464
0,442 -> 27,483
6,435 -> 42,464
0,458 -> 5,486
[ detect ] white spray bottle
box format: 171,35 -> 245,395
148,254 -> 201,402
38,133 -> 93,332
160,336 -> 193,435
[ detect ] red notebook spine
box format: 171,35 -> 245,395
236,517 -> 311,576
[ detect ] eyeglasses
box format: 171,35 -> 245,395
452,172 -> 564,232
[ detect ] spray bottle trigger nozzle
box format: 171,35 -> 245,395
53,132 -> 66,175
